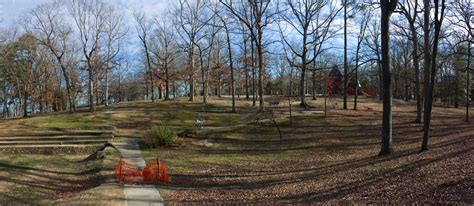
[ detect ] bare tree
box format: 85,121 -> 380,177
12,34 -> 37,117
448,0 -> 473,42
307,4 -> 342,101
175,0 -> 210,102
353,8 -> 371,111
279,0 -> 340,108
103,5 -> 126,107
198,9 -> 220,104
152,15 -> 179,101
365,19 -> 383,100
396,0 -> 423,123
448,0 -> 473,122
467,41 -> 471,122
27,2 -> 76,113
221,0 -> 279,112
214,6 -> 237,112
0,29 -> 16,118
343,0 -> 348,110
240,22 -> 251,100
421,0 -> 447,152
68,0 -> 108,112
134,12 -> 155,102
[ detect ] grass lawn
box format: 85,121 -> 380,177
137,97 -> 472,204
0,96 -> 472,204
0,109 -> 111,131
0,151 -> 124,205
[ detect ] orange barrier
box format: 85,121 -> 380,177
114,157 -> 171,184
362,91 -> 378,97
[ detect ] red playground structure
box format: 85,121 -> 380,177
115,156 -> 171,184
327,67 -> 378,97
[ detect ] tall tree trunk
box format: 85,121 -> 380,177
466,41 -> 471,122
243,31 -> 250,100
105,67 -> 109,107
158,85 -> 163,99
15,95 -> 19,117
149,69 -> 154,102
354,36 -> 362,110
305,70 -> 309,97
225,25 -> 236,113
237,68 -> 241,98
300,67 -> 307,107
354,67 -> 359,110
145,76 -> 149,100
378,59 -> 383,100
62,65 -> 74,112
245,67 -> 250,99
405,68 -> 409,101
144,39 -> 155,102
455,70 -> 459,108
421,0 -> 445,151
65,77 -> 74,114
95,72 -> 99,106
173,82 -> 177,99
189,47 -> 195,101
31,99 -> 35,116
88,66 -> 96,112
421,0 -> 433,152
343,0 -> 348,110
379,0 -> 398,155
23,91 -> 28,118
199,50 -> 207,104
251,37 -> 257,107
411,26 -> 422,123
300,26 -> 308,109
312,69 -> 317,100
217,75 -> 222,98
165,64 -> 170,100
257,28 -> 265,112
3,80 -> 7,119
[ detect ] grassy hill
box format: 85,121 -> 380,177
0,96 -> 472,204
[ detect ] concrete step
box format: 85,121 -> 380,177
0,135 -> 113,141
0,144 -> 105,154
0,130 -> 114,137
0,139 -> 109,146
0,129 -> 115,154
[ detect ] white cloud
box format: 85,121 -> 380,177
0,0 -> 176,27
0,0 -> 52,25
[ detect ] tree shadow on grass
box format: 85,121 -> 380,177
278,148 -> 473,204
163,131 -> 472,204
0,160 -> 106,204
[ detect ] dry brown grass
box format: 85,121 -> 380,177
0,151 -> 124,205
0,96 -> 471,204
140,96 -> 473,204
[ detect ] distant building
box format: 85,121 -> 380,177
327,67 -> 343,96
327,67 -> 365,96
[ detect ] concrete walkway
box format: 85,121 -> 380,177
115,140 -> 164,206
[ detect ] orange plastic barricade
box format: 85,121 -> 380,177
114,156 -> 171,184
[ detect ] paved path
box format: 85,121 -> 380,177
115,140 -> 164,206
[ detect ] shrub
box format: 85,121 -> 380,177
145,126 -> 178,147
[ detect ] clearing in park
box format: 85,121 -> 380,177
0,0 -> 472,204
0,97 -> 472,204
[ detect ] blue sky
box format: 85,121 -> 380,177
0,0 -> 174,25
0,0 -> 176,70
0,0 -> 356,69
0,0 -> 49,24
